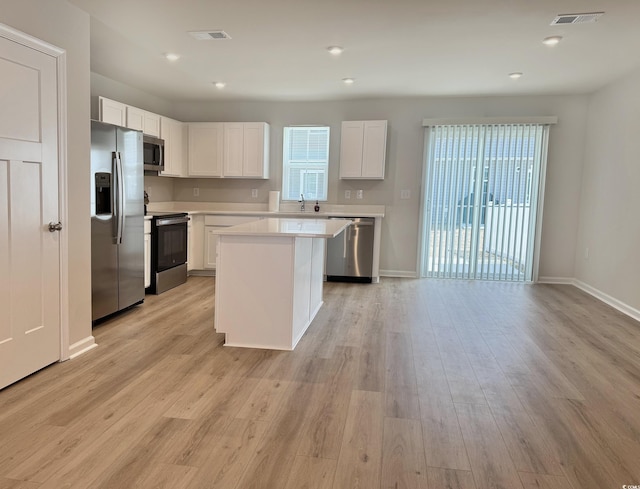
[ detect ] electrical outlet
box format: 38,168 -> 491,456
251,188 -> 258,198
356,189 -> 363,199
193,187 -> 199,197
345,190 -> 351,199
146,186 -> 152,197
400,189 -> 411,200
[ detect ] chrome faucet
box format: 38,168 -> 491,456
299,194 -> 306,212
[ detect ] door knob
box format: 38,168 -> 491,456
48,222 -> 63,232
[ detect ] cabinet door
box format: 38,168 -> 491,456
144,112 -> 160,137
243,122 -> 269,178
99,97 -> 126,126
204,226 -> 223,269
126,106 -> 145,132
361,120 -> 387,179
187,220 -> 192,271
159,117 -> 174,175
339,121 -> 364,178
144,232 -> 151,288
188,123 -> 223,177
223,123 -> 244,177
160,117 -> 186,177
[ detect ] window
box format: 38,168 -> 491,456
421,123 -> 551,282
282,126 -> 330,201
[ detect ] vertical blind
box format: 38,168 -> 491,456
423,123 -> 549,282
282,126 -> 330,201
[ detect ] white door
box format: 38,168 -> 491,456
0,33 -> 61,389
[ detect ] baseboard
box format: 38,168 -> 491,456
188,270 -> 215,277
573,279 -> 640,323
68,336 -> 98,360
537,276 -> 574,285
380,269 -> 418,278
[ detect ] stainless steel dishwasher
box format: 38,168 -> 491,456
326,217 -> 375,283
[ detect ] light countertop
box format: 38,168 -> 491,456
214,218 -> 351,238
146,202 -> 385,218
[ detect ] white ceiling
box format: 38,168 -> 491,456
68,0 -> 640,102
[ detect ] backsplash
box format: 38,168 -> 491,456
145,175 -> 388,206
173,178 -> 274,204
144,175 -> 174,203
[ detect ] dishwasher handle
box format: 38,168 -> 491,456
328,216 -> 374,226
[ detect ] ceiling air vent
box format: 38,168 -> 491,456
188,30 -> 232,40
551,12 -> 604,25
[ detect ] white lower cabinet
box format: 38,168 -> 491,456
205,227 -> 222,269
203,215 -> 263,270
188,215 -> 204,271
144,219 -> 151,288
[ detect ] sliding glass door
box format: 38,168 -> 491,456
421,123 -> 549,282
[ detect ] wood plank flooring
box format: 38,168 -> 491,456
1,277 -> 640,489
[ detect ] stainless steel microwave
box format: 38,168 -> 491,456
143,134 -> 164,173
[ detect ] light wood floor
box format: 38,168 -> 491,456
1,277 -> 640,489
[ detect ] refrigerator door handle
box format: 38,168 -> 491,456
111,151 -> 119,244
117,151 -> 126,243
114,151 -> 125,244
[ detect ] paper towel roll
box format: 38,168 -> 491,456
268,191 -> 280,212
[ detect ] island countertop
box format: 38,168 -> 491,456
213,217 -> 351,238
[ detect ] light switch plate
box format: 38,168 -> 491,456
345,190 -> 351,199
356,190 -> 363,199
251,189 -> 258,198
193,187 -> 199,197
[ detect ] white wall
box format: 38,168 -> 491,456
90,71 -> 174,120
2,0 -> 92,347
92,73 -> 589,278
575,65 -> 640,311
171,96 -> 588,277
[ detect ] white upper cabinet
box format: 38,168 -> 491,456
339,120 -> 387,179
160,116 -> 187,177
143,111 -> 161,138
223,123 -> 244,177
189,122 -> 269,178
125,106 -> 145,132
242,122 -> 269,178
98,97 -> 161,137
98,96 -> 268,179
126,106 -> 160,137
188,122 -> 224,177
223,122 -> 269,179
98,97 -> 126,127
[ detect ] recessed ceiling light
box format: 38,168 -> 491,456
509,72 -> 523,80
165,53 -> 180,61
327,46 -> 343,55
214,82 -> 226,89
342,78 -> 355,85
542,36 -> 563,46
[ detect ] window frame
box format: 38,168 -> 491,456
282,125 -> 330,202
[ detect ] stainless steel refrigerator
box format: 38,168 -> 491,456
91,120 -> 145,322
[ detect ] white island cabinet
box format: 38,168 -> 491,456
214,218 -> 351,350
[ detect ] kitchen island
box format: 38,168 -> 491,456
214,218 -> 352,350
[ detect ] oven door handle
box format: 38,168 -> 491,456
155,216 -> 190,226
